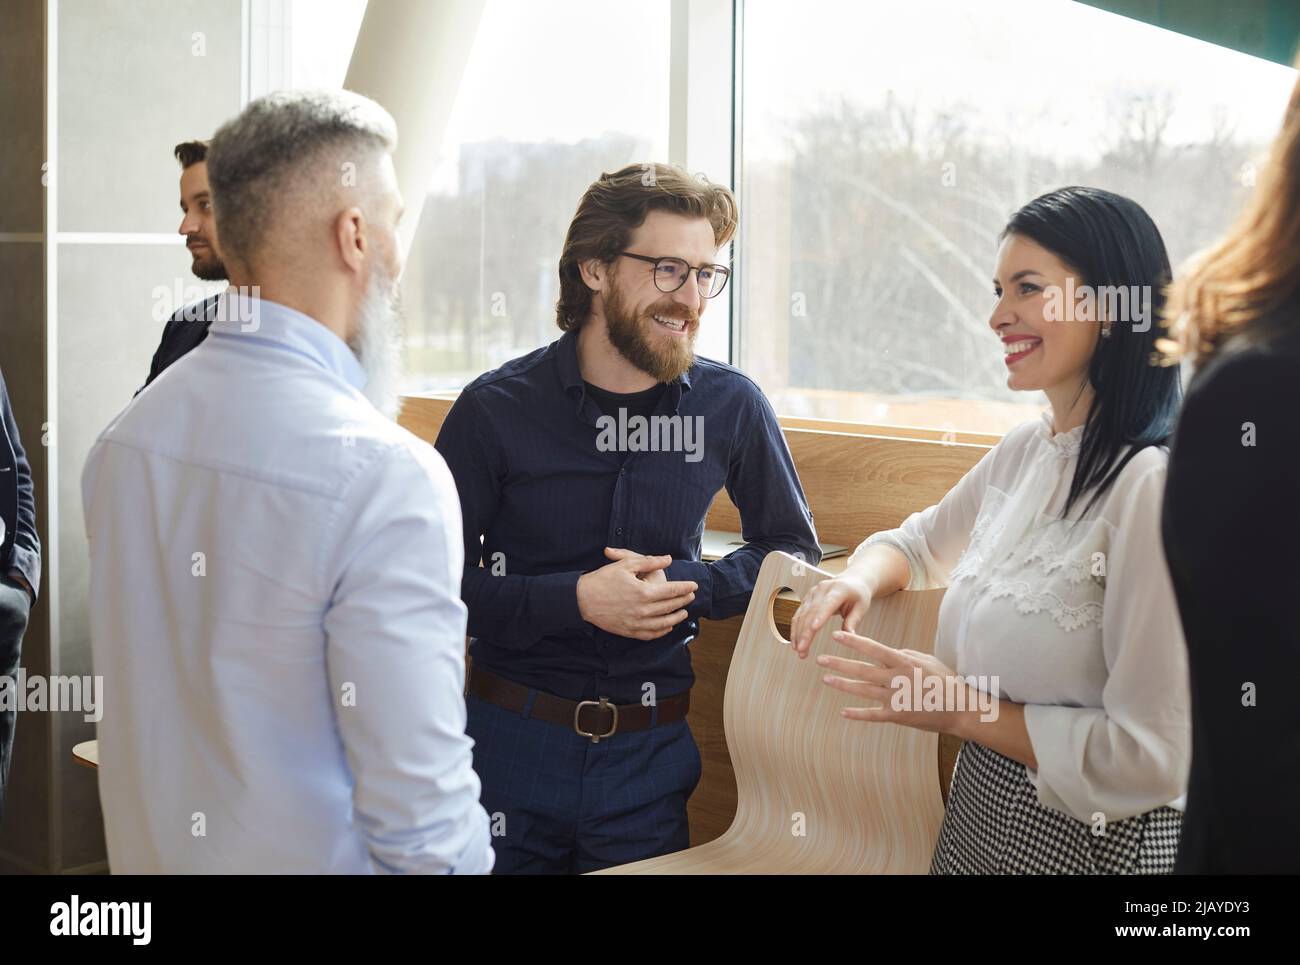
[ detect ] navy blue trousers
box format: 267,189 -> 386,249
466,692 -> 702,874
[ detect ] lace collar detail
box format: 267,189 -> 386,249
1036,409 -> 1084,458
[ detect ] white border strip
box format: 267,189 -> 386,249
668,0 -> 689,168
240,0 -> 251,106
55,232 -> 184,245
45,0 -> 63,875
678,0 -> 735,365
729,0 -> 743,366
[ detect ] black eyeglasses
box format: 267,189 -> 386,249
618,252 -> 732,299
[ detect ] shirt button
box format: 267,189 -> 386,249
615,527 -> 623,535
619,468 -> 626,475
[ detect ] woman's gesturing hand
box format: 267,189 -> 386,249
817,629 -> 979,737
788,575 -> 874,659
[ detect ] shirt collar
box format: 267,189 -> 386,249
207,291 -> 366,392
556,328 -> 585,395
1037,408 -> 1084,458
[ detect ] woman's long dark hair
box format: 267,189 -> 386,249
1003,187 -> 1182,518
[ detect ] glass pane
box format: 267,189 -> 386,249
739,0 -> 1297,435
402,0 -> 671,393
288,0 -> 368,88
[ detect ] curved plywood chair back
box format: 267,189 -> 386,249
597,551 -> 948,874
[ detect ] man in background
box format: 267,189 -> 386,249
0,365 -> 40,821
138,139 -> 228,393
83,90 -> 492,873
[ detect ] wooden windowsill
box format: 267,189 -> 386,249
400,390 -> 1005,447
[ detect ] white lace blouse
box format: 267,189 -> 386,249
855,411 -> 1190,824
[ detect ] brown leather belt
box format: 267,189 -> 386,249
466,666 -> 690,743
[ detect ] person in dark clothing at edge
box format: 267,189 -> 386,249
1161,49 -> 1300,874
138,139 -> 228,394
0,364 -> 41,820
435,163 -> 820,874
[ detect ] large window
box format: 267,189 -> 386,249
400,0 -> 672,393
390,0 -> 1297,427
737,0 -> 1297,433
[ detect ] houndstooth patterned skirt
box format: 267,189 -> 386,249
930,739 -> 1182,875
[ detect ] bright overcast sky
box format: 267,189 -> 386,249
291,0 -> 1296,177
743,0 -> 1297,163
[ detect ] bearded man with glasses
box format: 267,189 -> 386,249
435,163 -> 820,874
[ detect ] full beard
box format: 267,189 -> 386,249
191,252 -> 228,282
603,280 -> 698,383
348,266 -> 404,419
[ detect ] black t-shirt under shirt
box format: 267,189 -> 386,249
582,380 -> 667,422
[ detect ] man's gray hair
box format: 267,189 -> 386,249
207,89 -> 397,266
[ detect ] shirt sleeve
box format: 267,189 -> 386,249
434,389 -> 588,649
322,439 -> 494,874
664,383 -> 820,620
849,429 -> 1010,590
1023,461 -> 1191,823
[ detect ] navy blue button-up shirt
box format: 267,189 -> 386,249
434,329 -> 820,703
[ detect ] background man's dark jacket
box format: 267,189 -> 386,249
0,366 -> 40,597
137,293 -> 223,394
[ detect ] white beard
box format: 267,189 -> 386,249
349,267 -> 403,419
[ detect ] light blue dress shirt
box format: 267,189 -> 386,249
82,294 -> 493,874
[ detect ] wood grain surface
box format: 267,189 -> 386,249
595,552 -> 949,874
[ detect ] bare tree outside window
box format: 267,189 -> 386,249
738,0 -> 1297,433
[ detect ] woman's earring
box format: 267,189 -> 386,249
1101,321 -> 1113,339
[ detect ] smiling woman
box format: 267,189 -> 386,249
998,187 -> 1181,516
790,187 -> 1190,875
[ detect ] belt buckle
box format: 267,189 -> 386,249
574,697 -> 618,743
